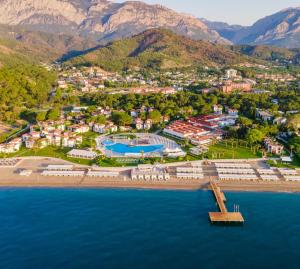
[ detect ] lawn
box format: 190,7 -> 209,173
80,131 -> 98,148
0,146 -> 95,166
206,141 -> 262,160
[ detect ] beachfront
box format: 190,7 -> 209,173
0,157 -> 299,192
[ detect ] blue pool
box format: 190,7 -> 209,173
103,140 -> 164,155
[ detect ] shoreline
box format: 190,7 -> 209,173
1,180 -> 300,194
0,157 -> 300,194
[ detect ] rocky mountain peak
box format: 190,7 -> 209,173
0,0 -> 227,44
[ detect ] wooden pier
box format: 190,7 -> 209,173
209,181 -> 244,224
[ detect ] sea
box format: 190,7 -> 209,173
0,188 -> 299,269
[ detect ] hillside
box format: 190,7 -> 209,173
0,0 -> 227,44
231,45 -> 300,64
0,24 -> 98,63
0,28 -> 58,122
66,29 -> 248,71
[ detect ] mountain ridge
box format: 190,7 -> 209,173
202,7 -> 300,48
0,0 -> 227,44
65,28 -> 250,71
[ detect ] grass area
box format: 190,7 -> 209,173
206,141 -> 262,160
80,131 -> 98,149
0,146 -> 95,166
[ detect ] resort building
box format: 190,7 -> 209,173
131,165 -> 170,181
264,138 -> 284,155
144,119 -> 153,130
135,118 -> 144,130
227,109 -> 239,117
219,80 -> 252,94
163,120 -> 210,139
273,117 -> 287,125
225,69 -> 238,79
256,109 -> 274,122
0,138 -> 22,153
163,113 -> 231,145
68,125 -> 90,134
67,149 -> 98,159
213,105 -> 223,115
190,135 -> 214,146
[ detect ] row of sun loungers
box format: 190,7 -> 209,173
217,168 -> 256,175
86,171 -> 119,177
41,169 -> 120,178
283,176 -> 300,182
260,175 -> 280,181
0,158 -> 21,167
176,173 -> 204,179
257,169 -> 276,175
175,165 -> 204,180
41,170 -> 85,177
217,163 -> 300,182
214,163 -> 252,169
177,167 -> 203,173
219,174 -> 258,181
278,168 -> 298,175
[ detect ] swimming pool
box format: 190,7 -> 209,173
103,140 -> 164,155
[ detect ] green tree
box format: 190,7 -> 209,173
47,108 -> 60,121
36,111 -> 47,122
287,114 -> 300,131
112,112 -> 132,126
246,129 -> 264,145
149,110 -> 162,124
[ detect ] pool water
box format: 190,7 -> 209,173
103,140 -> 164,154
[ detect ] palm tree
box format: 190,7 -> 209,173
290,145 -> 295,157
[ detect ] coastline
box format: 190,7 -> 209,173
1,157 -> 300,194
1,179 -> 300,194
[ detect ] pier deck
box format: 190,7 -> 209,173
209,181 -> 244,224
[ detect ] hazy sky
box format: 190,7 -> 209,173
116,0 -> 300,26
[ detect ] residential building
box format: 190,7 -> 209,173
264,138 -> 284,155
256,109 -> 274,122
219,80 -> 252,94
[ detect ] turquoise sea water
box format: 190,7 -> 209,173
104,140 -> 164,154
0,189 -> 300,269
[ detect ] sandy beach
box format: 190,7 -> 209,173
0,157 -> 299,193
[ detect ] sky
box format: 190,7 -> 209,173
116,0 -> 300,26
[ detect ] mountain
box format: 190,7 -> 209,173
203,8 -> 300,48
0,0 -> 227,44
200,19 -> 245,41
66,29 -> 249,71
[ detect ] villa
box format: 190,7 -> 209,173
0,138 -> 22,153
68,124 -> 90,134
256,109 -> 274,122
264,138 -> 284,155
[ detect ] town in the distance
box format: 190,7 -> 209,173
1,56 -> 300,191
